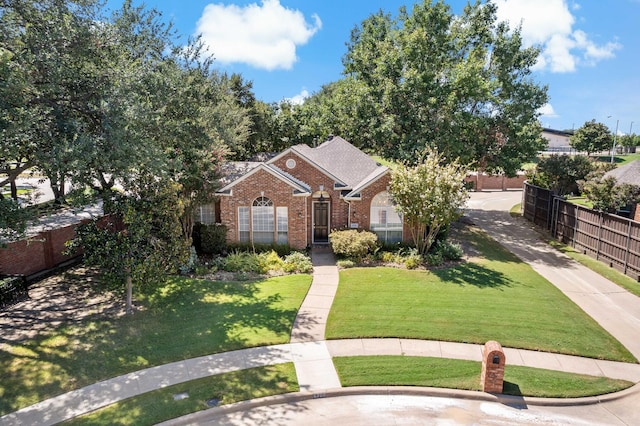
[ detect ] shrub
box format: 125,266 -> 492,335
223,251 -> 261,273
195,264 -> 215,276
193,223 -> 228,255
179,246 -> 199,274
398,247 -> 423,269
226,242 -> 292,257
336,259 -> 356,268
433,240 -> 463,261
330,229 -> 378,260
381,251 -> 398,264
283,252 -> 313,273
404,255 -> 423,269
425,252 -> 444,267
258,250 -> 285,273
0,275 -> 28,308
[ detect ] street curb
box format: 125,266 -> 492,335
157,382 -> 640,425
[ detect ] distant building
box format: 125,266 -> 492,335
541,128 -> 573,153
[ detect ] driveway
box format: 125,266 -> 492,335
465,190 -> 640,361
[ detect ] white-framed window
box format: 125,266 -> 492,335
196,204 -> 216,225
238,206 -> 250,242
252,196 -> 274,243
370,191 -> 403,244
277,207 -> 288,244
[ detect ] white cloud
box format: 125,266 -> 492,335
494,0 -> 621,73
285,89 -> 310,105
195,0 -> 322,70
537,103 -> 558,117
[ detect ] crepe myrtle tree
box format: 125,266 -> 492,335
389,150 -> 469,254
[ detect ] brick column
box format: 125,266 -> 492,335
481,340 -> 505,393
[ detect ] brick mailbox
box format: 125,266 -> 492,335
481,340 -> 505,393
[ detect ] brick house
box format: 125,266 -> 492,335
203,135 -> 408,249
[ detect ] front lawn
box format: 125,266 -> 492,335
334,356 -> 633,398
326,226 -> 635,363
0,273 -> 311,416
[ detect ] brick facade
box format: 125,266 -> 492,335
218,149 -> 411,250
218,167 -> 309,249
346,173 -> 410,238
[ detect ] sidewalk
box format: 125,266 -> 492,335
4,194 -> 640,424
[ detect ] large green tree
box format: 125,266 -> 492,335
67,175 -> 189,314
528,155 -> 595,196
322,0 -> 547,174
0,0 -> 108,202
569,120 -> 614,157
389,150 -> 469,254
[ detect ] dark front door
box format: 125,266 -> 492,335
313,201 -> 329,243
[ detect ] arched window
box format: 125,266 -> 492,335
252,196 -> 274,243
370,191 -> 402,244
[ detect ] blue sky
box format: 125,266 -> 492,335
106,0 -> 640,134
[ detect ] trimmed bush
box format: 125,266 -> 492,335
283,252 -> 313,273
433,240 -> 463,261
193,223 -> 228,255
329,229 -> 378,261
336,259 -> 356,269
404,253 -> 423,269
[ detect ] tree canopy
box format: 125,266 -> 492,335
297,0 -> 548,174
579,175 -> 640,214
1,0 -> 251,312
527,155 -> 595,196
569,120 -> 614,156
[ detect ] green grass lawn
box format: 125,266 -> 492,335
0,274 -> 311,416
326,226 -> 635,363
565,195 -> 593,208
334,356 -> 633,398
63,363 -> 298,426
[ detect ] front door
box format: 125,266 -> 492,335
313,201 -> 329,243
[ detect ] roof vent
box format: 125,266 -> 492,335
327,134 -> 334,141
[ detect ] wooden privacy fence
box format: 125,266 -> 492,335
523,182 -> 640,281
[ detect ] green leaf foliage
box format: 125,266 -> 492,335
329,229 -> 379,261
528,155 -> 594,195
299,0 -> 548,173
390,150 -> 469,254
569,119 -> 614,156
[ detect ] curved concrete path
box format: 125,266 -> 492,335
3,190 -> 640,425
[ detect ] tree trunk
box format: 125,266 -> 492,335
125,273 -> 133,315
10,180 -> 18,200
49,172 -> 66,203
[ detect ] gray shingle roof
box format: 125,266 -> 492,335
218,161 -> 261,186
604,160 -> 640,185
291,136 -> 387,188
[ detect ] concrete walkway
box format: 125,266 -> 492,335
4,191 -> 640,425
289,246 -> 341,392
